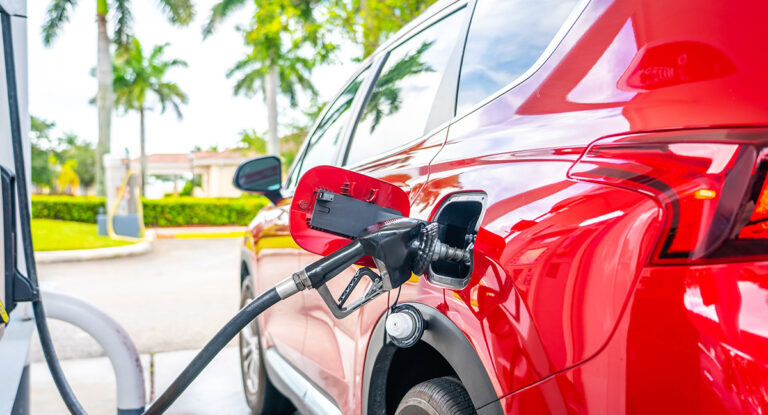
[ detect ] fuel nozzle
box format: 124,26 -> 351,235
410,222 -> 473,275
293,217 -> 475,319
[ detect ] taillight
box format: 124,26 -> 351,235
569,128 -> 768,264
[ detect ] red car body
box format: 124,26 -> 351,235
240,0 -> 768,413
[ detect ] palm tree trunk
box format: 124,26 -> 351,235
266,65 -> 279,156
139,106 -> 147,197
96,4 -> 113,196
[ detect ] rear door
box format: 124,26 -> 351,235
298,3 -> 473,411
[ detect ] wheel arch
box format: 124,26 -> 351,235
362,303 -> 503,415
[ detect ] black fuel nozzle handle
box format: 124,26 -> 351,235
301,240 -> 367,289
299,217 -> 425,290
285,218 -> 425,318
290,218 -> 473,319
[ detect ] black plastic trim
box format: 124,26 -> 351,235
232,155 -> 283,204
362,302 -> 502,415
428,192 -> 486,289
425,1 -> 474,131
1,166 -> 17,314
341,53 -> 389,166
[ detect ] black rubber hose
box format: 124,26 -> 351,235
32,301 -> 87,414
144,287 -> 282,414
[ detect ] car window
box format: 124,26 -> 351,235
286,66 -> 370,190
456,0 -> 579,114
345,8 -> 466,166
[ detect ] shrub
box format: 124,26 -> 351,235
31,195 -> 268,226
31,195 -> 105,223
142,197 -> 267,227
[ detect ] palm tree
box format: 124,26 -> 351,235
113,38 -> 188,195
332,0 -> 436,58
361,41 -> 435,132
203,0 -> 333,156
42,0 -> 195,195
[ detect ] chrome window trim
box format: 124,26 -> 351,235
293,0 -> 589,179
284,1 -> 465,192
282,59 -> 378,194
371,0 -> 464,57
333,54 -> 388,167
344,0 -> 588,171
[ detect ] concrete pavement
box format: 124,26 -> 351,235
30,238 -> 252,413
30,347 -> 250,414
33,238 -> 243,360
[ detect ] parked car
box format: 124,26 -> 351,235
237,0 -> 768,413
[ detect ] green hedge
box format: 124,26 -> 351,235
142,197 -> 267,227
31,195 -> 268,227
31,195 -> 105,223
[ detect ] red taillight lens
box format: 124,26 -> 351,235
570,128 -> 768,264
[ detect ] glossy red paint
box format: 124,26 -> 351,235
570,128 -> 768,264
296,133 -> 445,414
241,0 -> 768,413
497,262 -> 768,414
289,165 -> 411,261
247,200 -> 306,368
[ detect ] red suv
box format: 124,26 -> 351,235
237,0 -> 768,413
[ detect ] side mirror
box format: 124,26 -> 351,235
289,165 -> 410,266
233,156 -> 282,204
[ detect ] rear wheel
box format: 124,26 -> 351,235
395,377 -> 476,415
239,277 -> 292,414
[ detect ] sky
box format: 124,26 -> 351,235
26,0 -> 356,157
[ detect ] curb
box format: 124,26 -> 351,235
152,226 -> 247,240
35,231 -> 156,264
155,231 -> 245,239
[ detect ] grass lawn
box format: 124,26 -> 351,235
32,219 -> 134,251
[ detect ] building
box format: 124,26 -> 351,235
131,150 -> 255,198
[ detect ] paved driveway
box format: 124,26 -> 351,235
30,237 -> 253,414
33,237 -> 244,360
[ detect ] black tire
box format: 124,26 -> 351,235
395,377 -> 476,415
239,277 -> 293,414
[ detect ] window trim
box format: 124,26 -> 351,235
453,0 -> 591,119
282,60 -> 377,194
340,0 -> 471,168
286,1 -> 467,190
293,0 -> 590,181
333,54 -> 388,167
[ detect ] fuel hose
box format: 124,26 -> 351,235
144,287 -> 282,413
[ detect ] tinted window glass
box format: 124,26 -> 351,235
456,0 -> 578,113
287,67 -> 369,189
346,9 -> 466,165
